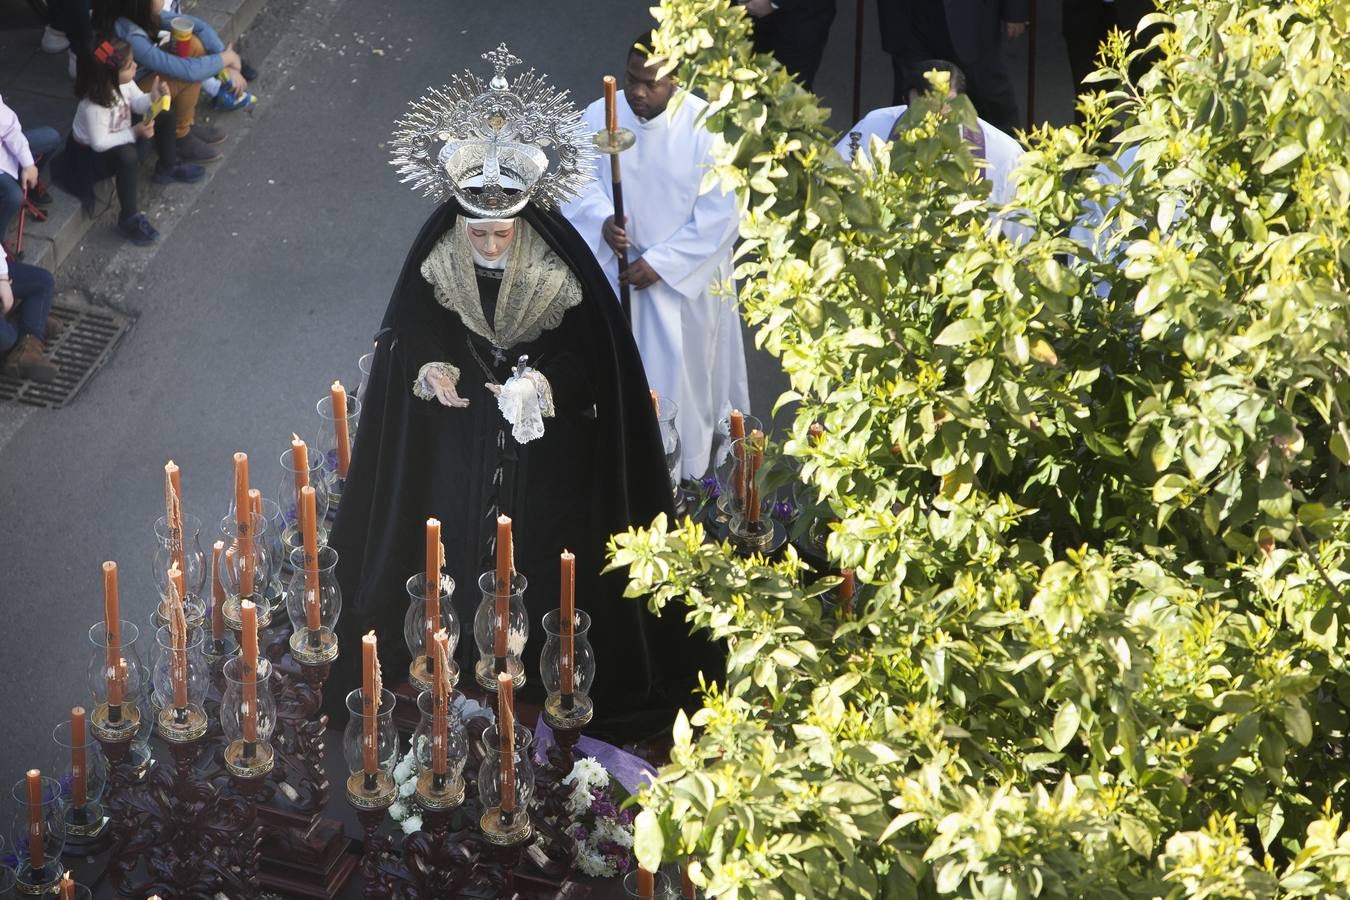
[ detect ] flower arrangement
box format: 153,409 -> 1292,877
388,739 -> 424,835
560,756 -> 635,879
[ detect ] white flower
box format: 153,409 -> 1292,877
393,757 -> 415,784
398,778 -> 417,798
595,817 -> 634,849
570,757 -> 608,793
389,800 -> 407,821
401,815 -> 423,834
574,845 -> 617,879
565,784 -> 594,817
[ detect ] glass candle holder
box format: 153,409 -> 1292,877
355,350 -> 375,402
9,775 -> 64,892
653,393 -> 682,494
623,871 -> 675,898
256,496 -> 287,602
342,688 -> 398,808
151,624 -> 210,742
285,545 -> 342,664
476,723 -> 534,844
49,720 -> 108,838
713,411 -> 763,482
221,656 -> 277,778
714,427 -> 762,525
540,609 -> 595,727
317,391 -> 361,506
152,513 -> 207,621
411,690 -> 468,809
218,512 -> 273,630
404,572 -> 459,693
473,570 -> 528,691
86,620 -> 145,743
0,862 -> 14,898
276,445 -> 331,556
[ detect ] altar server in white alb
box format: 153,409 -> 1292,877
564,33 -> 749,479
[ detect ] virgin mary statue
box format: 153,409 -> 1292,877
326,45 -> 714,742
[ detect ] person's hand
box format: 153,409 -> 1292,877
1004,20 -> 1028,39
228,72 -> 248,97
602,215 -> 629,254
150,76 -> 169,100
0,280 -> 14,316
744,0 -> 775,17
619,257 -> 662,289
221,45 -> 242,69
426,369 -> 469,408
133,118 -> 155,140
20,165 -> 38,192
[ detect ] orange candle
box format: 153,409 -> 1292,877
560,550 -> 575,698
425,518 -> 441,656
840,568 -> 855,617
497,671 -> 516,812
165,459 -> 184,574
603,74 -> 618,134
637,866 -> 654,899
290,433 -> 310,493
71,707 -> 87,808
301,486 -> 321,632
331,381 -> 351,479
681,862 -> 696,898
729,410 -> 746,506
362,632 -> 379,775
168,565 -> 188,710
26,769 -> 43,868
650,389 -> 659,416
102,561 -> 123,708
210,540 -> 226,642
241,599 -> 258,743
747,429 -> 765,524
59,872 -> 74,900
233,452 -> 254,597
494,515 -> 512,664
432,629 -> 449,776
248,487 -> 263,524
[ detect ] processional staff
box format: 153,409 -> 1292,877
594,75 -> 637,324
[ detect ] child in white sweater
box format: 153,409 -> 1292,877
52,36 -> 203,245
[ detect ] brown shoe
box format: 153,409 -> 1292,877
2,335 -> 59,383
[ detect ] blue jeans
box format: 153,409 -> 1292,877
0,127 -> 62,238
1,262 -> 55,353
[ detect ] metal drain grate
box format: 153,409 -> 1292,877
0,300 -> 131,408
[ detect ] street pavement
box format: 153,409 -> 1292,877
0,0 -> 1077,811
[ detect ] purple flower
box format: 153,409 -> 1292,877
773,498 -> 799,522
571,824 -> 589,842
591,796 -> 619,819
700,474 -> 720,500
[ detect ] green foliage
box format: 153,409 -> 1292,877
611,0 -> 1350,896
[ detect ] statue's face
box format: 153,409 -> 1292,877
466,220 -> 516,262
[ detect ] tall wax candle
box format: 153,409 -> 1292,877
210,541 -> 226,642
165,459 -> 184,574
681,861 -> 696,899
26,769 -> 43,868
637,866 -> 654,899
301,486 -> 321,632
840,568 -> 855,617
747,429 -> 765,524
331,381 -> 351,479
650,389 -> 659,416
233,452 -> 254,597
432,629 -> 449,776
603,74 -> 617,134
497,671 -> 516,813
168,565 -> 188,710
241,600 -> 258,743
291,434 -> 309,493
102,561 -> 122,707
494,515 -> 512,664
425,518 -> 441,655
71,707 -> 87,808
560,550 -> 575,699
729,409 -> 746,505
361,632 -> 380,775
248,488 -> 263,524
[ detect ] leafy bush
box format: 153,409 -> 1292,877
611,0 -> 1350,896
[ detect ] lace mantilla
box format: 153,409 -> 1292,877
421,220 -> 581,350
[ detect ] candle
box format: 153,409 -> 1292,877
165,459 -> 184,574
291,433 -> 309,493
650,389 -> 659,416
808,422 -> 824,445
210,540 -> 226,642
747,429 -> 765,524
494,515 -> 512,666
248,487 -> 263,524
168,565 -> 188,711
241,600 -> 258,743
301,486 -> 321,633
497,671 -> 516,813
59,872 -> 74,900
71,707 -> 87,808
362,632 -> 381,776
681,861 -> 696,898
332,381 -> 351,479
425,518 -> 441,656
233,452 -> 254,597
840,568 -> 855,617
432,629 -> 449,776
26,769 -> 43,868
560,550 -> 575,701
729,409 -> 746,506
102,561 -> 123,708
603,74 -> 618,134
637,866 -> 654,899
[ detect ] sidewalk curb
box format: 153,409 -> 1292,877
15,0 -> 268,275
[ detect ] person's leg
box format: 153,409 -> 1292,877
91,144 -> 141,223
24,127 -> 62,170
0,174 -> 21,239
8,262 -> 55,341
959,0 -> 1021,131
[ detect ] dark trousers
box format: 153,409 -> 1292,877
750,3 -> 838,92
92,143 -> 142,223
1,262 -> 55,353
0,127 -> 62,238
944,0 -> 1021,131
1062,0 -> 1155,104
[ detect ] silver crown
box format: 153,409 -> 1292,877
390,44 -> 596,218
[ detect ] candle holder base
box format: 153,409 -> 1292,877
729,517 -> 787,556
414,771 -> 465,810
226,739 -> 277,779
543,692 -> 594,731
592,127 -> 636,154
345,772 -> 396,810
63,803 -> 110,840
224,593 -> 273,631
155,704 -> 210,743
473,657 -> 524,692
13,864 -> 63,896
90,702 -> 142,742
410,655 -> 459,695
289,627 -> 339,665
479,807 -> 532,846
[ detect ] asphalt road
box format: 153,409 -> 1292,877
0,0 -> 1077,823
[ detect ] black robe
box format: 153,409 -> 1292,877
326,200 -> 704,742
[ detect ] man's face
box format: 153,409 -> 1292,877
624,52 -> 676,120
466,220 -> 516,261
